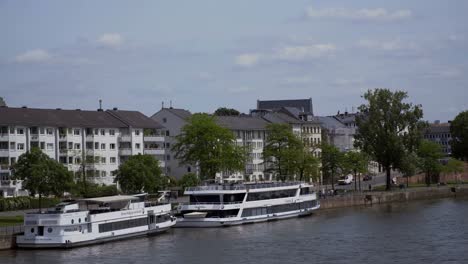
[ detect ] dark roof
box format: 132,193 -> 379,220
257,98 -> 313,114
317,116 -> 347,129
0,107 -> 162,129
262,112 -> 304,125
215,115 -> 269,130
425,123 -> 450,134
107,110 -> 163,129
334,113 -> 359,124
164,108 -> 192,120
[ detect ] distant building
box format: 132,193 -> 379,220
0,97 -> 6,107
424,121 -> 452,155
317,116 -> 355,152
151,107 -> 194,179
0,106 -> 165,197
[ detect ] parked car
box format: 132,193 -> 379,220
338,174 -> 353,185
363,175 -> 372,181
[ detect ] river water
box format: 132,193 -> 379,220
1,198 -> 467,264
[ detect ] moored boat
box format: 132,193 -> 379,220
175,181 -> 319,227
16,194 -> 176,248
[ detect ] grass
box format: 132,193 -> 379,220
0,215 -> 24,227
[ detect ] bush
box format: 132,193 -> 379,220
0,197 -> 60,212
71,181 -> 119,198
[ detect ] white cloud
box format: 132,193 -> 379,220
15,49 -> 52,63
275,44 -> 336,61
306,7 -> 412,21
358,39 -> 417,51
235,53 -> 260,67
228,86 -> 251,94
97,33 -> 124,48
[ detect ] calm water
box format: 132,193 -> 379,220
1,198 -> 467,264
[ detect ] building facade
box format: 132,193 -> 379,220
0,107 -> 165,197
423,121 -> 452,156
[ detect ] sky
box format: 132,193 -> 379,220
1,0 -> 467,122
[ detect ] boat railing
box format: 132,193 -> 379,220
185,181 -> 306,192
181,201 -> 243,205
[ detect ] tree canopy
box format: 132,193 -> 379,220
214,107 -> 241,116
12,148 -> 74,207
450,111 -> 468,160
354,89 -> 424,190
417,140 -> 443,186
264,123 -> 302,181
320,143 -> 344,189
178,173 -> 200,190
0,96 -> 6,107
172,113 -> 246,180
343,151 -> 368,191
114,154 -> 165,194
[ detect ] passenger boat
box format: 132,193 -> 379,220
175,182 -> 319,227
16,194 -> 176,248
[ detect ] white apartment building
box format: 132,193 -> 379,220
0,106 -> 165,197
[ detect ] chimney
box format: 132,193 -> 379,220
99,99 -> 102,111
21,106 -> 27,108
113,107 -> 118,111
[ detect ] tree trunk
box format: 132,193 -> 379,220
425,172 -> 430,187
359,174 -> 362,191
354,171 -> 357,191
39,193 -> 42,213
331,173 -> 335,190
386,167 -> 391,191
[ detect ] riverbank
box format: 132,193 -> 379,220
319,185 -> 468,210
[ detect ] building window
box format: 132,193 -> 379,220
101,143 -> 106,150
101,157 -> 106,164
94,129 -> 99,135
40,128 -> 45,134
95,142 -> 99,149
109,130 -> 115,136
100,129 -> 105,136
165,143 -> 170,148
135,130 -> 140,136
9,127 -> 15,134
110,143 -> 116,150
47,143 -> 54,150
68,142 -> 73,149
162,118 -> 167,123
17,128 -> 24,135
75,143 -> 81,149
75,157 -> 81,164
68,157 -> 73,164
187,167 -> 191,173
17,143 -> 24,150
110,157 -> 116,164
102,171 -> 107,177
135,143 -> 141,149
166,131 -> 170,136
166,155 -> 170,161
73,129 -> 80,136
10,142 -> 15,150
46,128 -> 53,135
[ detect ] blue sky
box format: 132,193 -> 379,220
1,0 -> 467,121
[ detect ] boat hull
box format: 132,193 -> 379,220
175,205 -> 319,228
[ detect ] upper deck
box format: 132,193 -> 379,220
185,181 -> 311,194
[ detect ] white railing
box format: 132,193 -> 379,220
185,181 -> 305,192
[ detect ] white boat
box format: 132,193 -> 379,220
16,194 -> 176,248
175,181 -> 320,227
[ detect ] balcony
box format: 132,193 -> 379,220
0,180 -> 18,188
144,149 -> 164,155
119,135 -> 132,142
85,135 -> 95,141
59,134 -> 67,141
143,136 -> 165,142
30,135 -> 39,141
0,134 -> 9,141
0,164 -> 10,171
119,148 -> 132,156
0,149 -> 9,157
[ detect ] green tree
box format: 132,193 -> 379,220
264,123 -> 302,181
178,173 -> 200,190
450,111 -> 468,161
355,89 -> 424,191
442,158 -> 465,184
172,113 -> 246,180
343,151 -> 369,191
399,151 -> 420,187
12,148 -> 74,210
0,96 -> 6,107
417,140 -> 443,186
295,146 -> 320,182
114,154 -> 165,194
214,107 -> 241,116
321,143 -> 344,190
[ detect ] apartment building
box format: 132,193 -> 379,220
0,106 -> 165,197
151,107 -> 193,178
424,121 -> 452,156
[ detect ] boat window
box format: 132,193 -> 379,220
205,209 -> 239,218
189,195 -> 220,203
48,228 -> 53,233
246,189 -> 297,201
98,217 -> 148,233
30,228 -> 35,233
71,219 -> 74,224
223,193 -> 245,203
241,201 -> 317,217
300,187 -> 314,195
79,218 -> 81,223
